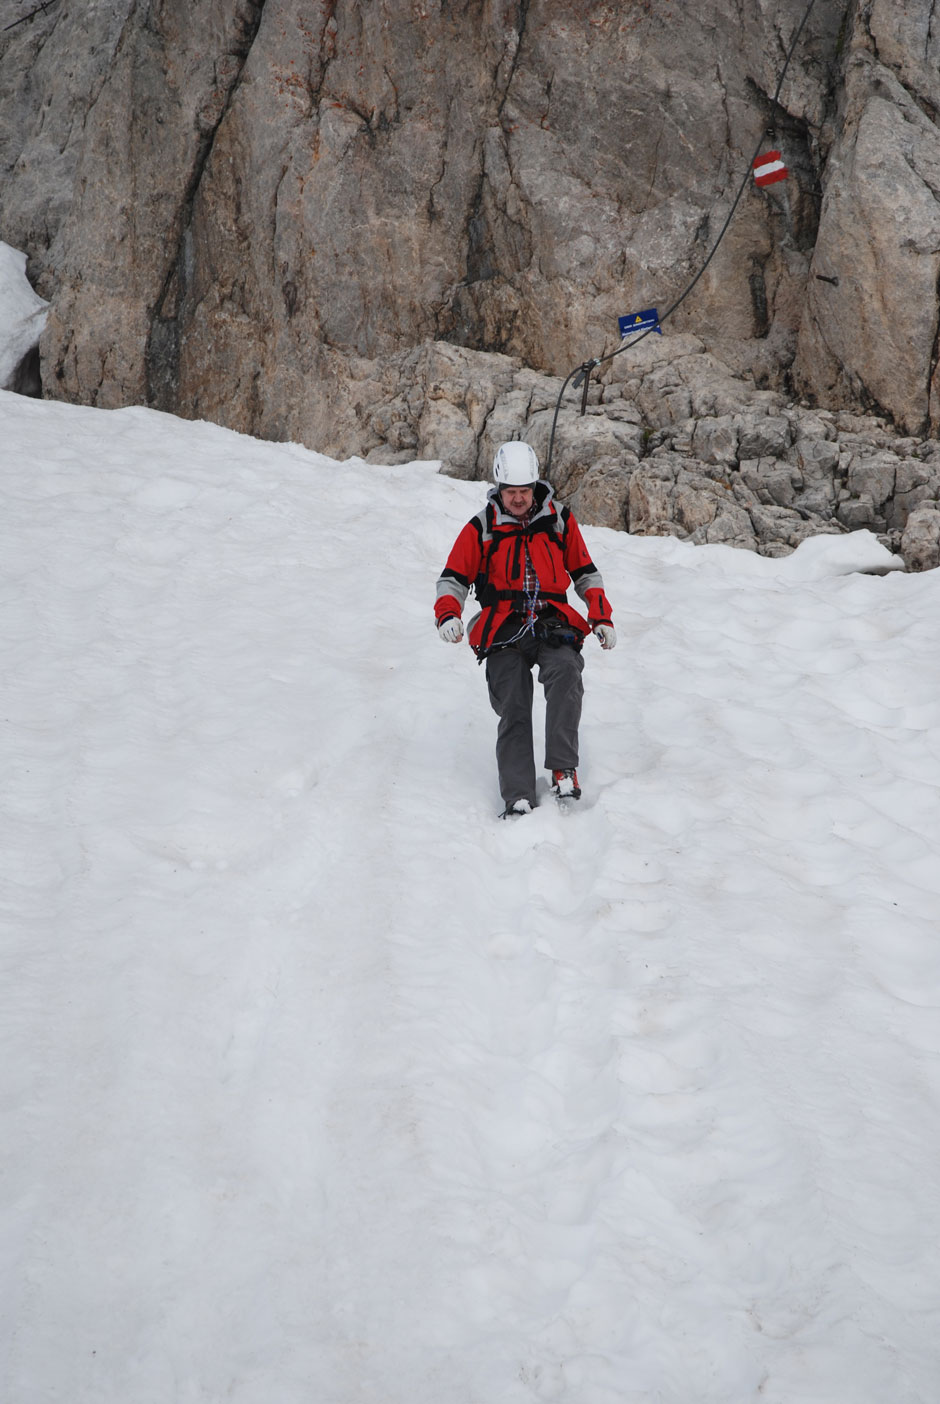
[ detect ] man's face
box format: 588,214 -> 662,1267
501,485 -> 534,518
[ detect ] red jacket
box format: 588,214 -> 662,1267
435,482 -> 613,658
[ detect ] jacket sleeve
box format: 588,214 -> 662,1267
434,519 -> 484,625
562,511 -> 613,626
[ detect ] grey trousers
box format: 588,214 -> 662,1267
485,639 -> 584,807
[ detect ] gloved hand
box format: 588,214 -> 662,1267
594,624 -> 617,650
438,616 -> 464,643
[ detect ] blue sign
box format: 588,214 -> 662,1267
618,308 -> 662,339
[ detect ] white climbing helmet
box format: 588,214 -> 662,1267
493,441 -> 540,487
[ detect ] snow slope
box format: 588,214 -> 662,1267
2,388 -> 940,1404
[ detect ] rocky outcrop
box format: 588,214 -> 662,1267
325,333 -> 940,568
2,0 -> 838,439
901,503 -> 940,573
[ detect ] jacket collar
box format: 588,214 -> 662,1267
487,479 -> 554,526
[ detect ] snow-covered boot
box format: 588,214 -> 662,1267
550,769 -> 581,800
501,797 -> 534,818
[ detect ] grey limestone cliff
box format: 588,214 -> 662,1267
2,0 -> 939,563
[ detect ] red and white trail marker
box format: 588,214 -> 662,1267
753,149 -> 788,187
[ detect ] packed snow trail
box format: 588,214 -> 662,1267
2,390 -> 940,1403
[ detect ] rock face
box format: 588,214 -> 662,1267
793,2 -> 940,435
1,0 -> 939,566
1,0 -> 266,409
0,0 -> 840,438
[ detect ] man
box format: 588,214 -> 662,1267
435,440 -> 616,816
